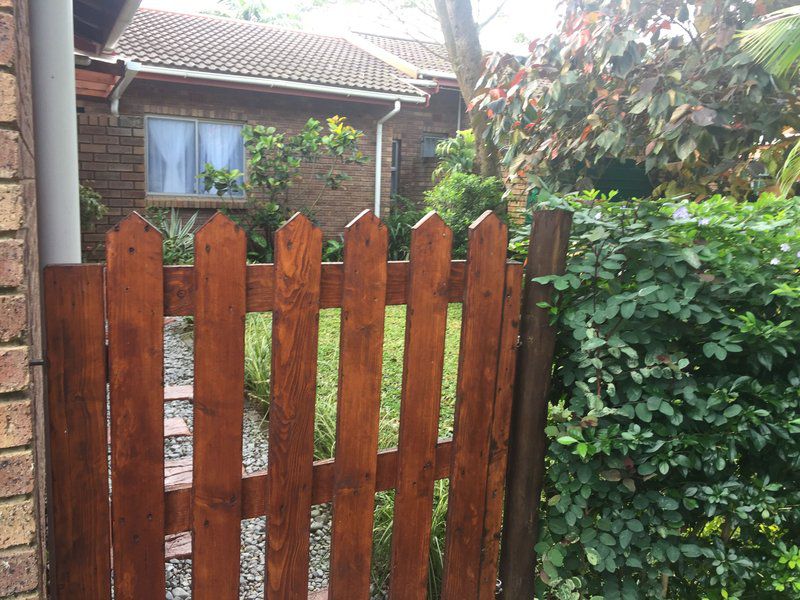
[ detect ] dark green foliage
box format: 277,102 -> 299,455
385,195 -> 427,260
517,193 -> 800,598
79,184 -> 107,229
145,207 -> 198,265
432,129 -> 476,182
424,172 -> 506,258
477,0 -> 800,198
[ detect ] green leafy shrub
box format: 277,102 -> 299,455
385,194 -> 427,260
521,192 -> 800,598
79,184 -> 107,228
145,208 -> 198,265
432,129 -> 476,182
424,172 -> 506,258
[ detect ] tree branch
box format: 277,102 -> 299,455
478,0 -> 509,30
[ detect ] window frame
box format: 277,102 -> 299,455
390,139 -> 401,196
420,132 -> 448,159
144,115 -> 246,198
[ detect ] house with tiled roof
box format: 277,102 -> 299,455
74,8 -> 468,251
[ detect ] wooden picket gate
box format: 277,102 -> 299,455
44,208 -> 524,600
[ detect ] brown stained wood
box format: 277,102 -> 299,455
389,213 -> 453,600
329,211 -> 388,599
478,263 -> 523,600
499,210 -> 573,600
267,214 -> 322,600
442,212 -> 508,600
164,439 -> 454,535
44,265 -> 112,599
191,213 -> 247,600
106,212 -> 166,599
163,261 -> 468,315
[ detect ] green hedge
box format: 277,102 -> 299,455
516,193 -> 800,599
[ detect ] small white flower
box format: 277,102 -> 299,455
673,206 -> 690,220
594,212 -> 602,219
780,243 -> 790,252
699,218 -> 710,226
770,257 -> 780,265
797,250 -> 800,258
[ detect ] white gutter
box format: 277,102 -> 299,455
103,0 -> 142,52
400,78 -> 439,88
374,100 -> 401,216
419,68 -> 458,80
137,64 -> 429,104
31,0 -> 81,265
110,60 -> 141,115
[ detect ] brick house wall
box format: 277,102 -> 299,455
0,0 -> 44,598
77,77 -> 461,253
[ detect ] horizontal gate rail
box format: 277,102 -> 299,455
162,260 -> 470,315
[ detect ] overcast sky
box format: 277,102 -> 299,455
139,0 -> 561,54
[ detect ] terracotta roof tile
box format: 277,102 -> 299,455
116,9 -> 426,97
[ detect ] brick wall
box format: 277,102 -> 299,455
0,0 -> 44,598
77,77 -> 460,251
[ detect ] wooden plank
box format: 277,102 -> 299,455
191,213 -> 247,600
107,416 -> 190,443
44,264 -> 111,599
442,212 -> 508,599
164,439 -> 454,535
499,209 -> 573,600
329,211 -> 388,599
106,212 -> 166,599
389,213 -> 453,600
162,260 -> 469,315
165,458 -> 194,487
478,263 -> 523,599
165,532 -> 192,560
266,214 -> 322,599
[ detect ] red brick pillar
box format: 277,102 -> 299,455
0,0 -> 44,598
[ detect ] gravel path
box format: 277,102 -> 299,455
163,318 -> 334,599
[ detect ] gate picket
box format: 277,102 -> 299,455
191,214 -> 247,599
329,211 -> 388,599
478,263 -> 523,599
389,213 -> 453,600
441,211 -> 508,599
106,213 -> 166,599
44,264 -> 111,599
266,214 -> 322,599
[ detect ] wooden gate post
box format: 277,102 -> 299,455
499,209 -> 572,600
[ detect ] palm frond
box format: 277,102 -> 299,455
738,6 -> 800,78
778,138 -> 800,196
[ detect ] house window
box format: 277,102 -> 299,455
390,139 -> 401,196
146,116 -> 244,196
421,133 -> 447,158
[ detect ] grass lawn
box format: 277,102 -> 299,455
245,304 -> 463,459
244,304 -> 462,597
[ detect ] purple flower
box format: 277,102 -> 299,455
770,257 -> 780,265
780,243 -> 790,252
699,218 -> 710,226
673,206 -> 691,220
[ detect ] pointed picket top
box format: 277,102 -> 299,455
345,208 -> 385,232
275,211 -> 320,241
106,210 -> 162,241
193,212 -> 246,266
106,211 -> 163,265
412,210 -> 452,241
194,211 -> 244,239
468,209 -> 505,233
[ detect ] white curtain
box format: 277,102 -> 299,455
147,118 -> 196,194
198,122 -> 244,196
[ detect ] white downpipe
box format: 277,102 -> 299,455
374,101 -> 401,216
137,64 -> 429,105
31,0 -> 81,265
110,61 -> 141,116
